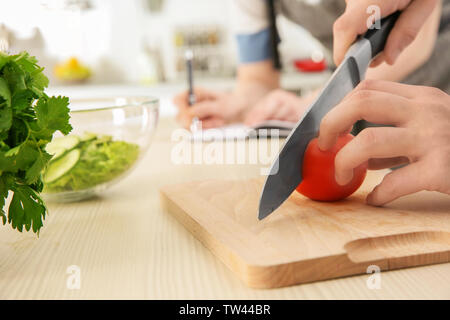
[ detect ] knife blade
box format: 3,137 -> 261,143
258,12 -> 400,220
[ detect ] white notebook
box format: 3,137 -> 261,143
190,120 -> 295,141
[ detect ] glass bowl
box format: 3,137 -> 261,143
42,96 -> 159,202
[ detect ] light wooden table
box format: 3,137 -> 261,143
1,117 -> 449,299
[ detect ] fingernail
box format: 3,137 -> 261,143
366,189 -> 384,207
366,192 -> 374,205
366,195 -> 382,207
317,134 -> 330,151
335,171 -> 353,186
318,143 -> 330,152
317,140 -> 326,151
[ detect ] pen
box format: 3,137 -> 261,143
185,50 -> 200,132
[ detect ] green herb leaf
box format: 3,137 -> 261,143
12,90 -> 35,111
0,106 -> 12,133
0,51 -> 71,235
9,182 -> 46,234
0,78 -> 11,107
35,96 -> 72,138
2,62 -> 27,95
0,52 -> 9,70
26,149 -> 52,184
0,177 -> 8,225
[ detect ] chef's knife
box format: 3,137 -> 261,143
258,12 -> 400,220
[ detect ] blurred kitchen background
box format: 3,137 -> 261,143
0,0 -> 331,116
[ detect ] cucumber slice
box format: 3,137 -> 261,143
46,136 -> 80,155
51,147 -> 66,160
80,132 -> 97,142
44,149 -> 80,183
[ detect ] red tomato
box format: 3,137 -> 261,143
296,134 -> 367,201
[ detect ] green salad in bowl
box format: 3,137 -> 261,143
42,97 -> 158,202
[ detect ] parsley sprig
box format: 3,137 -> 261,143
0,51 -> 72,235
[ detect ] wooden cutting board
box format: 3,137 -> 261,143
160,171 -> 450,288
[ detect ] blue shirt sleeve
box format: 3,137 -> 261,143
236,27 -> 273,64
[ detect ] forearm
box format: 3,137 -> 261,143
366,1 -> 441,82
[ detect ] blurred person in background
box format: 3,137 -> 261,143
174,0 -> 448,129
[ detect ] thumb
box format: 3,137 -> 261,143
383,0 -> 438,65
366,162 -> 424,206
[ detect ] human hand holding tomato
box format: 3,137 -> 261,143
317,80 -> 450,206
296,134 -> 367,201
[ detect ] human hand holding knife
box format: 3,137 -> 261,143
258,12 -> 401,220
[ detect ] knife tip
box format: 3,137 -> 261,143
258,206 -> 274,221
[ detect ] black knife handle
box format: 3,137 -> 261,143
363,11 -> 401,58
